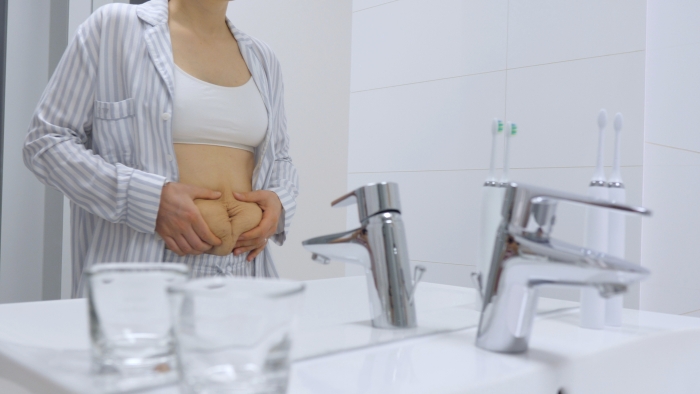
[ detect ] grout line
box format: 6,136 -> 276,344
349,165 -> 643,175
353,0 -> 398,13
681,308 -> 700,316
351,69 -> 505,94
504,0 -> 510,119
350,52 -> 644,95
506,49 -> 646,72
645,141 -> 700,156
412,259 -> 476,267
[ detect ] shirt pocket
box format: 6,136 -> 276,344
93,98 -> 136,165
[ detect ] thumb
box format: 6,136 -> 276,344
233,190 -> 264,203
189,185 -> 221,200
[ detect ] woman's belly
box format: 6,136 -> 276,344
173,144 -> 262,256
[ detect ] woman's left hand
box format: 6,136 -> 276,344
232,190 -> 282,261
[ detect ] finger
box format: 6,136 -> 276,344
238,226 -> 266,241
183,228 -> 212,253
233,190 -> 265,203
247,245 -> 265,261
192,213 -> 222,246
163,236 -> 184,257
238,214 -> 275,240
189,185 -> 222,200
234,242 -> 263,256
174,234 -> 196,255
234,238 -> 261,249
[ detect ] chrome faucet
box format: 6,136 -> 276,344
302,183 -> 425,329
476,182 -> 651,353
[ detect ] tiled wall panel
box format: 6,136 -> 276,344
353,0 -> 396,13
645,44 -> 700,152
640,143 -> 700,314
642,0 -> 700,314
350,0 -> 508,92
507,0 -> 646,68
348,0 -> 647,309
348,71 -> 506,173
506,52 -> 645,169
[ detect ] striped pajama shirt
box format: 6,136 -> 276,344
22,0 -> 299,297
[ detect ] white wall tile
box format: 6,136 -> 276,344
645,43 -> 700,153
507,0 -> 646,69
353,0 -> 396,13
350,0 -> 508,92
348,71 -> 506,173
506,52 -> 645,169
641,143 -> 700,314
647,0 -> 700,51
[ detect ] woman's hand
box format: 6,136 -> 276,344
156,182 -> 223,256
232,190 -> 282,261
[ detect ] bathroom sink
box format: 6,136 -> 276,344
533,309 -> 700,394
288,301 -> 700,394
1,277 -> 697,394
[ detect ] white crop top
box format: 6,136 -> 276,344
171,64 -> 268,153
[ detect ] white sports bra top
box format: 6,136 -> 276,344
171,64 -> 268,153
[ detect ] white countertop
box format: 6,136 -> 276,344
1,276 -> 699,394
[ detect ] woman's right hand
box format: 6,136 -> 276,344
156,182 -> 223,256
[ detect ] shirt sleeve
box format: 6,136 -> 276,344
264,54 -> 299,246
22,14 -> 166,234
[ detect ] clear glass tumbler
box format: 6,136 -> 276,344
168,277 -> 305,394
86,263 -> 189,392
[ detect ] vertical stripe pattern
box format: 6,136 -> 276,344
22,0 -> 298,297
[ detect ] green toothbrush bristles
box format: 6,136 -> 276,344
498,120 -> 503,132
510,123 -> 517,136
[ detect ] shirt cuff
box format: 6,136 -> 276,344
267,186 -> 292,245
126,169 -> 167,233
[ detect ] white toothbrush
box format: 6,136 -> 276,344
581,109 -> 609,330
500,122 -> 517,185
592,109 -> 607,185
609,113 -> 624,185
485,119 -> 503,186
606,112 -> 626,327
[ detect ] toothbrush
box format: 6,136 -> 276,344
592,110 -> 607,184
606,112 -> 626,326
581,109 -> 609,330
485,119 -> 503,186
500,122 -> 517,185
609,113 -> 624,185
476,119 -> 506,310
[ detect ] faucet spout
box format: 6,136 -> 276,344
476,182 -> 652,353
302,182 -> 422,329
303,228 -> 370,267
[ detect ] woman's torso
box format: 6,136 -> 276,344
170,14 -> 268,256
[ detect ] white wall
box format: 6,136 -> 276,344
1,0 -> 51,303
347,0 -> 647,307
227,1 -> 352,280
642,0 -> 700,316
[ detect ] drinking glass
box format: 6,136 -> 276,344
168,277 -> 305,394
86,263 -> 189,392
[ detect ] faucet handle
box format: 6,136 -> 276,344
332,182 -> 402,222
506,182 -> 651,229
